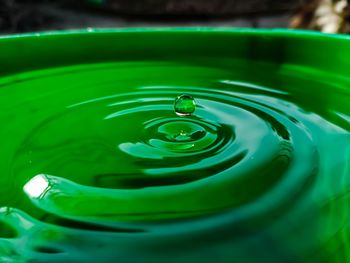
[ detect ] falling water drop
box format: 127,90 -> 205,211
174,94 -> 196,117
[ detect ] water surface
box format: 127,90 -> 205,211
0,56 -> 349,262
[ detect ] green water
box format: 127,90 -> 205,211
0,31 -> 349,262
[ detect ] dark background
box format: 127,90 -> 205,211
2,0 -> 349,34
1,0 -> 301,34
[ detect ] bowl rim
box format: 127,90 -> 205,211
1,27 -> 350,41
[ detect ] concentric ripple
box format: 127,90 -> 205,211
0,59 -> 348,262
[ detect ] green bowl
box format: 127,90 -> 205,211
0,28 -> 349,263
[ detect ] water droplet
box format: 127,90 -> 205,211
174,94 -> 196,117
173,130 -> 189,141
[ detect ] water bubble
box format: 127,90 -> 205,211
174,94 -> 196,117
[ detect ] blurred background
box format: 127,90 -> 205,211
0,0 -> 349,34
